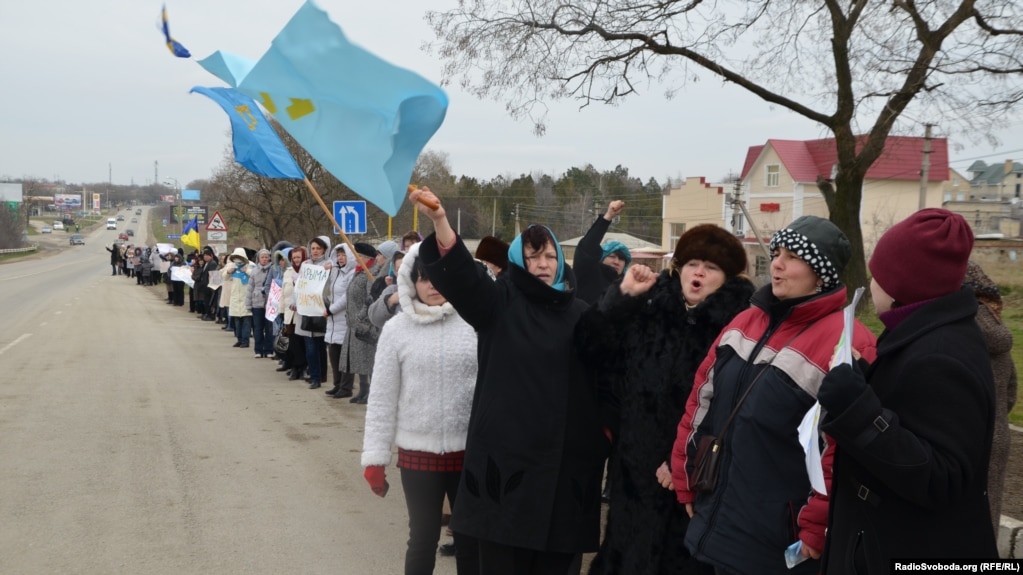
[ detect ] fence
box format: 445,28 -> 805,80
0,244 -> 38,255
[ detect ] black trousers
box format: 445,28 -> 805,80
399,468 -> 479,575
172,281 -> 185,306
286,331 -> 307,369
327,343 -> 355,392
477,540 -> 575,575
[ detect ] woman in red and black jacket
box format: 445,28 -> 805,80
672,216 -> 876,575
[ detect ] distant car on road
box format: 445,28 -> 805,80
52,221 -> 64,230
125,229 -> 135,237
130,217 -> 138,223
118,232 -> 129,241
116,215 -> 125,221
41,226 -> 53,234
69,234 -> 85,246
135,209 -> 142,215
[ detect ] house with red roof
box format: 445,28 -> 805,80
737,135 -> 949,255
660,137 -> 953,279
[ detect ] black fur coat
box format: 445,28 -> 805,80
576,271 -> 754,575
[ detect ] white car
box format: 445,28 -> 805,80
40,226 -> 52,234
52,221 -> 64,230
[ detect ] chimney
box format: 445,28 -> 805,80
1006,160 -> 1014,175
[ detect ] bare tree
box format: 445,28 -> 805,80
427,0 -> 1023,289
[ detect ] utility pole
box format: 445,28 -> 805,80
492,197 -> 497,237
735,197 -> 772,261
514,203 -> 521,236
919,123 -> 933,210
731,178 -> 743,235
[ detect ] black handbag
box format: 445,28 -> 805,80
273,331 -> 290,356
301,315 -> 327,332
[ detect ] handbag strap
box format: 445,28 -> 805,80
715,316 -> 826,442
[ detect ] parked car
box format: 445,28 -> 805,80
52,221 -> 64,230
125,229 -> 135,237
69,234 -> 85,246
118,232 -> 129,241
41,226 -> 52,234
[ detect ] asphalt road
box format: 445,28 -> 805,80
0,208 -> 443,574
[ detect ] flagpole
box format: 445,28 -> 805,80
301,177 -> 375,282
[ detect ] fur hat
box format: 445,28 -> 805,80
475,236 -> 509,271
770,216 -> 850,290
353,242 -> 377,259
671,224 -> 747,278
869,208 -> 973,305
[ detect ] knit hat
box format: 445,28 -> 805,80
202,246 -> 215,257
353,242 -> 377,259
869,208 -> 973,305
376,240 -> 399,262
601,241 -> 632,267
770,216 -> 850,290
672,224 -> 748,278
475,236 -> 510,271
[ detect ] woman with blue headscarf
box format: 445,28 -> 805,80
411,187 -> 611,575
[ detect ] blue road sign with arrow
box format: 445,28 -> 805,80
332,200 -> 367,235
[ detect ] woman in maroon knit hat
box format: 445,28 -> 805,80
818,208 -> 998,571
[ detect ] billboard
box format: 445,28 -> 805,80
0,183 -> 23,203
181,189 -> 201,201
92,193 -> 101,212
168,204 -> 208,224
54,193 -> 82,207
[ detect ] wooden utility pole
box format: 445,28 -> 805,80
919,123 -> 933,210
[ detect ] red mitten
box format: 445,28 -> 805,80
364,466 -> 389,497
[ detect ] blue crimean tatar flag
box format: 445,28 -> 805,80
190,87 -> 304,180
196,0 -> 448,217
181,216 -> 201,250
161,5 -> 191,58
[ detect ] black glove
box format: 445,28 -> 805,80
818,362 -> 867,416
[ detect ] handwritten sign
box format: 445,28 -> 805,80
295,264 -> 328,316
208,270 -> 223,290
266,279 -> 282,320
170,265 -> 195,288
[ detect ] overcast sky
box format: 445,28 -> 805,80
2,0 -> 1022,190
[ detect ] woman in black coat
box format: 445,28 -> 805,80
413,187 -> 611,575
818,209 -> 998,572
576,225 -> 753,575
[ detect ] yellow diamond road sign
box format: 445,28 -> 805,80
206,211 -> 228,232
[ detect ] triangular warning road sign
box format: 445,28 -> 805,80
206,211 -> 228,231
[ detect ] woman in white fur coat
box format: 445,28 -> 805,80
361,242 -> 480,575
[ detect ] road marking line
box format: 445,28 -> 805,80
0,334 -> 32,356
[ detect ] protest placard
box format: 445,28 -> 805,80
266,279 -> 282,320
295,264 -> 328,316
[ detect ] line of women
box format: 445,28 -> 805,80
371,189 -> 1004,575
